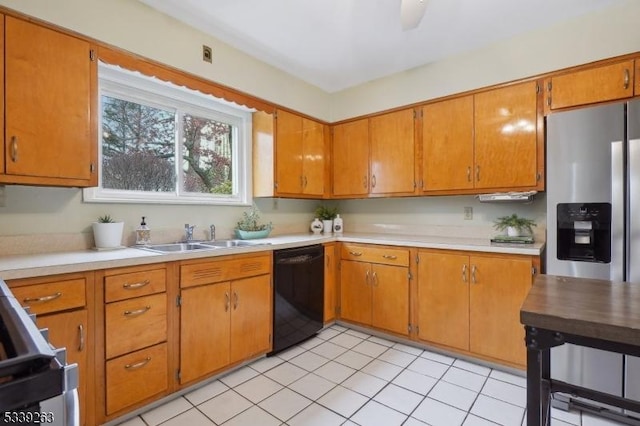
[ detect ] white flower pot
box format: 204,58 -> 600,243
506,226 -> 521,237
322,220 -> 333,234
92,222 -> 124,248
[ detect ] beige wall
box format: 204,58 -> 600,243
331,0 -> 640,120
0,0 -> 631,248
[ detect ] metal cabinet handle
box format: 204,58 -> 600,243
462,264 -> 467,283
363,175 -> 368,189
78,324 -> 85,352
123,279 -> 150,290
233,292 -> 239,310
371,174 -> 377,188
10,136 -> 18,162
476,165 -> 480,182
471,265 -> 477,284
349,251 -> 363,256
23,292 -> 62,303
123,306 -> 151,317
304,176 -> 308,188
624,69 -> 630,89
124,357 -> 151,370
225,292 -> 230,312
382,254 -> 397,260
365,270 -> 370,285
372,271 -> 378,286
467,166 -> 471,182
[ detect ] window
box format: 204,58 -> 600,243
83,63 -> 253,205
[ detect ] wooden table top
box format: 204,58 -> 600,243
520,274 -> 640,346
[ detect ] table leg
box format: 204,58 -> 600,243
541,348 -> 551,425
527,345 -> 542,425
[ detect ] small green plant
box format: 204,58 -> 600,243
97,214 -> 115,223
236,205 -> 272,231
315,205 -> 338,221
493,214 -> 536,234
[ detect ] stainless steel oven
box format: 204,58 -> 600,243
0,279 -> 78,426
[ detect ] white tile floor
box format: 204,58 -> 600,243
115,325 -> 627,426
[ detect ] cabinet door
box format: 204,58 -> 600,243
370,109 -> 416,194
474,81 -> 538,189
371,264 -> 409,335
332,119 -> 370,197
301,118 -> 325,196
417,251 -> 469,351
324,244 -> 337,323
469,255 -> 532,366
339,260 -> 371,325
422,96 -> 474,191
5,17 -> 94,183
38,310 -> 88,425
230,275 -> 272,364
180,283 -> 231,384
550,60 -> 634,110
275,109 -> 302,194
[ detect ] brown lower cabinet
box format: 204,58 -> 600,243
178,253 -> 273,386
416,249 -> 538,368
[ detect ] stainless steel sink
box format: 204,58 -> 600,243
137,242 -> 220,253
203,239 -> 271,248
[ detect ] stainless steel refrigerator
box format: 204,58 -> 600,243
546,99 -> 640,421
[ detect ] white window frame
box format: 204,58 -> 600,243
83,62 -> 253,206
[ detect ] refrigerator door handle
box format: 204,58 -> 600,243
629,138 -> 640,283
612,140 -> 624,282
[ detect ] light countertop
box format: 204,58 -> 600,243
0,232 -> 545,280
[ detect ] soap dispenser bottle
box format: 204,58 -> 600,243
136,216 -> 151,245
333,214 -> 343,233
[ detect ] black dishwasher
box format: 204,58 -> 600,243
270,245 -> 324,355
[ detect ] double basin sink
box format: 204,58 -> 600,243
138,239 -> 270,254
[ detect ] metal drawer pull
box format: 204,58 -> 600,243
462,264 -> 467,283
123,279 -> 150,289
624,69 -> 630,89
471,265 -> 477,284
23,292 -> 62,303
233,292 -> 239,310
123,306 -> 151,317
10,136 -> 18,162
78,324 -> 85,352
349,251 -> 363,256
467,166 -> 471,182
382,254 -> 397,260
225,292 -> 230,312
124,357 -> 151,370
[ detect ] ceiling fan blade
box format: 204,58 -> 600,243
400,0 -> 429,31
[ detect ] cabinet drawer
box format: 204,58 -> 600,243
181,254 -> 271,288
106,342 -> 168,415
105,293 -> 167,359
341,244 -> 409,266
10,279 -> 86,315
105,268 -> 166,303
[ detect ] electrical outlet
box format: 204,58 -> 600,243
464,206 -> 473,220
202,45 -> 212,63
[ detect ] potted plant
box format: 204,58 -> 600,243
493,214 -> 536,237
235,205 -> 272,240
92,214 -> 124,249
315,205 -> 338,234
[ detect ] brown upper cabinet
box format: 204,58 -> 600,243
421,81 -> 540,193
2,16 -> 97,187
274,109 -> 328,198
332,109 -> 417,197
546,59 -> 635,111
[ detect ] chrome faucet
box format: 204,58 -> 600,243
184,224 -> 195,242
209,224 -> 216,241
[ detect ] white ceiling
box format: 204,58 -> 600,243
138,0 -> 622,93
